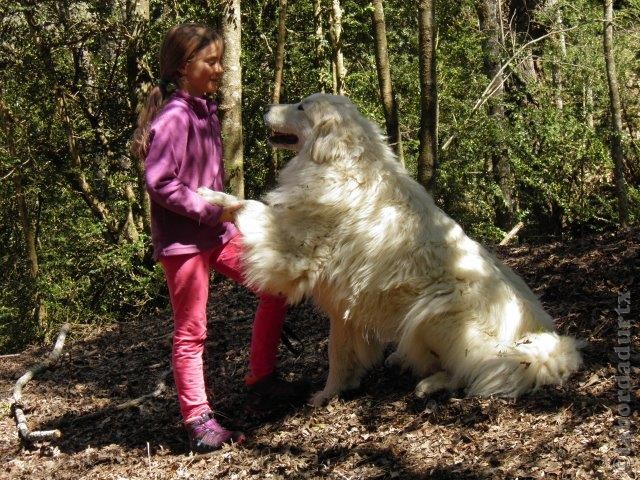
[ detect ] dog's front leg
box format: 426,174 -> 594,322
310,315 -> 362,407
196,187 -> 240,207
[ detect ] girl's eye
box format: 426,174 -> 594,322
297,104 -> 304,111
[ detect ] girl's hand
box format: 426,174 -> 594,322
220,202 -> 244,223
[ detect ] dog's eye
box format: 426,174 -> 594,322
297,104 -> 304,111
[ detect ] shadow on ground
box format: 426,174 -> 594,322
1,228 -> 638,478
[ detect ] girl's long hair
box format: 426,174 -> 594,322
131,23 -> 222,160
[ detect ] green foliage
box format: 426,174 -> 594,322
0,0 -> 638,352
39,202 -> 163,323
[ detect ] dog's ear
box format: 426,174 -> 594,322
307,117 -> 340,164
306,113 -> 363,165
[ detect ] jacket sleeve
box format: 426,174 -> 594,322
144,113 -> 223,227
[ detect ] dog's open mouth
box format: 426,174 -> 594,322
269,131 -> 299,145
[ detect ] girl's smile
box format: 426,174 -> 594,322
180,41 -> 224,97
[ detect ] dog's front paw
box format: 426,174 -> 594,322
309,389 -> 335,408
196,187 -> 239,207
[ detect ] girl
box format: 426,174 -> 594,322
132,23 -> 288,452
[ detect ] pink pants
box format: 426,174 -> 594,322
160,233 -> 287,421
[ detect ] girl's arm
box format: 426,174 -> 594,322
144,113 -> 224,227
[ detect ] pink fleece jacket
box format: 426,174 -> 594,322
145,89 -> 237,260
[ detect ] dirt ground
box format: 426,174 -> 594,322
1,228 -> 638,479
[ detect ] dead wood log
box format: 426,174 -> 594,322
12,323 -> 70,444
499,221 -> 524,246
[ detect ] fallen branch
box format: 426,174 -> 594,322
111,367 -> 172,411
499,221 -> 524,246
12,323 -> 70,444
66,367 -> 172,425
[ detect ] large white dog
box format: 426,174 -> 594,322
199,93 -> 583,406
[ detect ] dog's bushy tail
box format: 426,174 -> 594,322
465,332 -> 584,397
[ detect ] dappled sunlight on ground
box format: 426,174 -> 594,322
1,228 -> 638,479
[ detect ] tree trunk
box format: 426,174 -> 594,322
548,1 -> 566,110
371,0 -> 403,164
267,0 -> 288,189
603,0 -> 629,226
476,0 -> 517,229
133,0 -> 149,18
1,100 -> 48,333
272,0 -> 287,105
544,0 -> 566,232
126,0 -> 151,235
329,0 -> 346,95
220,0 -> 245,199
122,184 -> 140,243
584,81 -> 594,129
314,0 -> 330,92
506,0 -> 544,84
417,0 -> 438,191
13,173 -> 39,282
125,0 -> 150,110
13,170 -> 48,332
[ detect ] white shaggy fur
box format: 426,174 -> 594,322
198,93 -> 583,406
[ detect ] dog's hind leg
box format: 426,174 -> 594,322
415,371 -> 460,398
385,348 -> 439,376
391,326 -> 441,377
311,317 -> 381,407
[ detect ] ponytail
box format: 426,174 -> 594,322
131,82 -> 174,160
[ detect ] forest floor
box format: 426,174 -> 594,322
1,228 -> 638,480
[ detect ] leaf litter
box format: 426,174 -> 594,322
1,228 -> 638,479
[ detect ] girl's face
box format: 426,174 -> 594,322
180,41 -> 224,97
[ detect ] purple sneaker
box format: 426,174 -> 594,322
185,411 -> 245,452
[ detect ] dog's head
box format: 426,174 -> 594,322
264,93 -> 371,164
